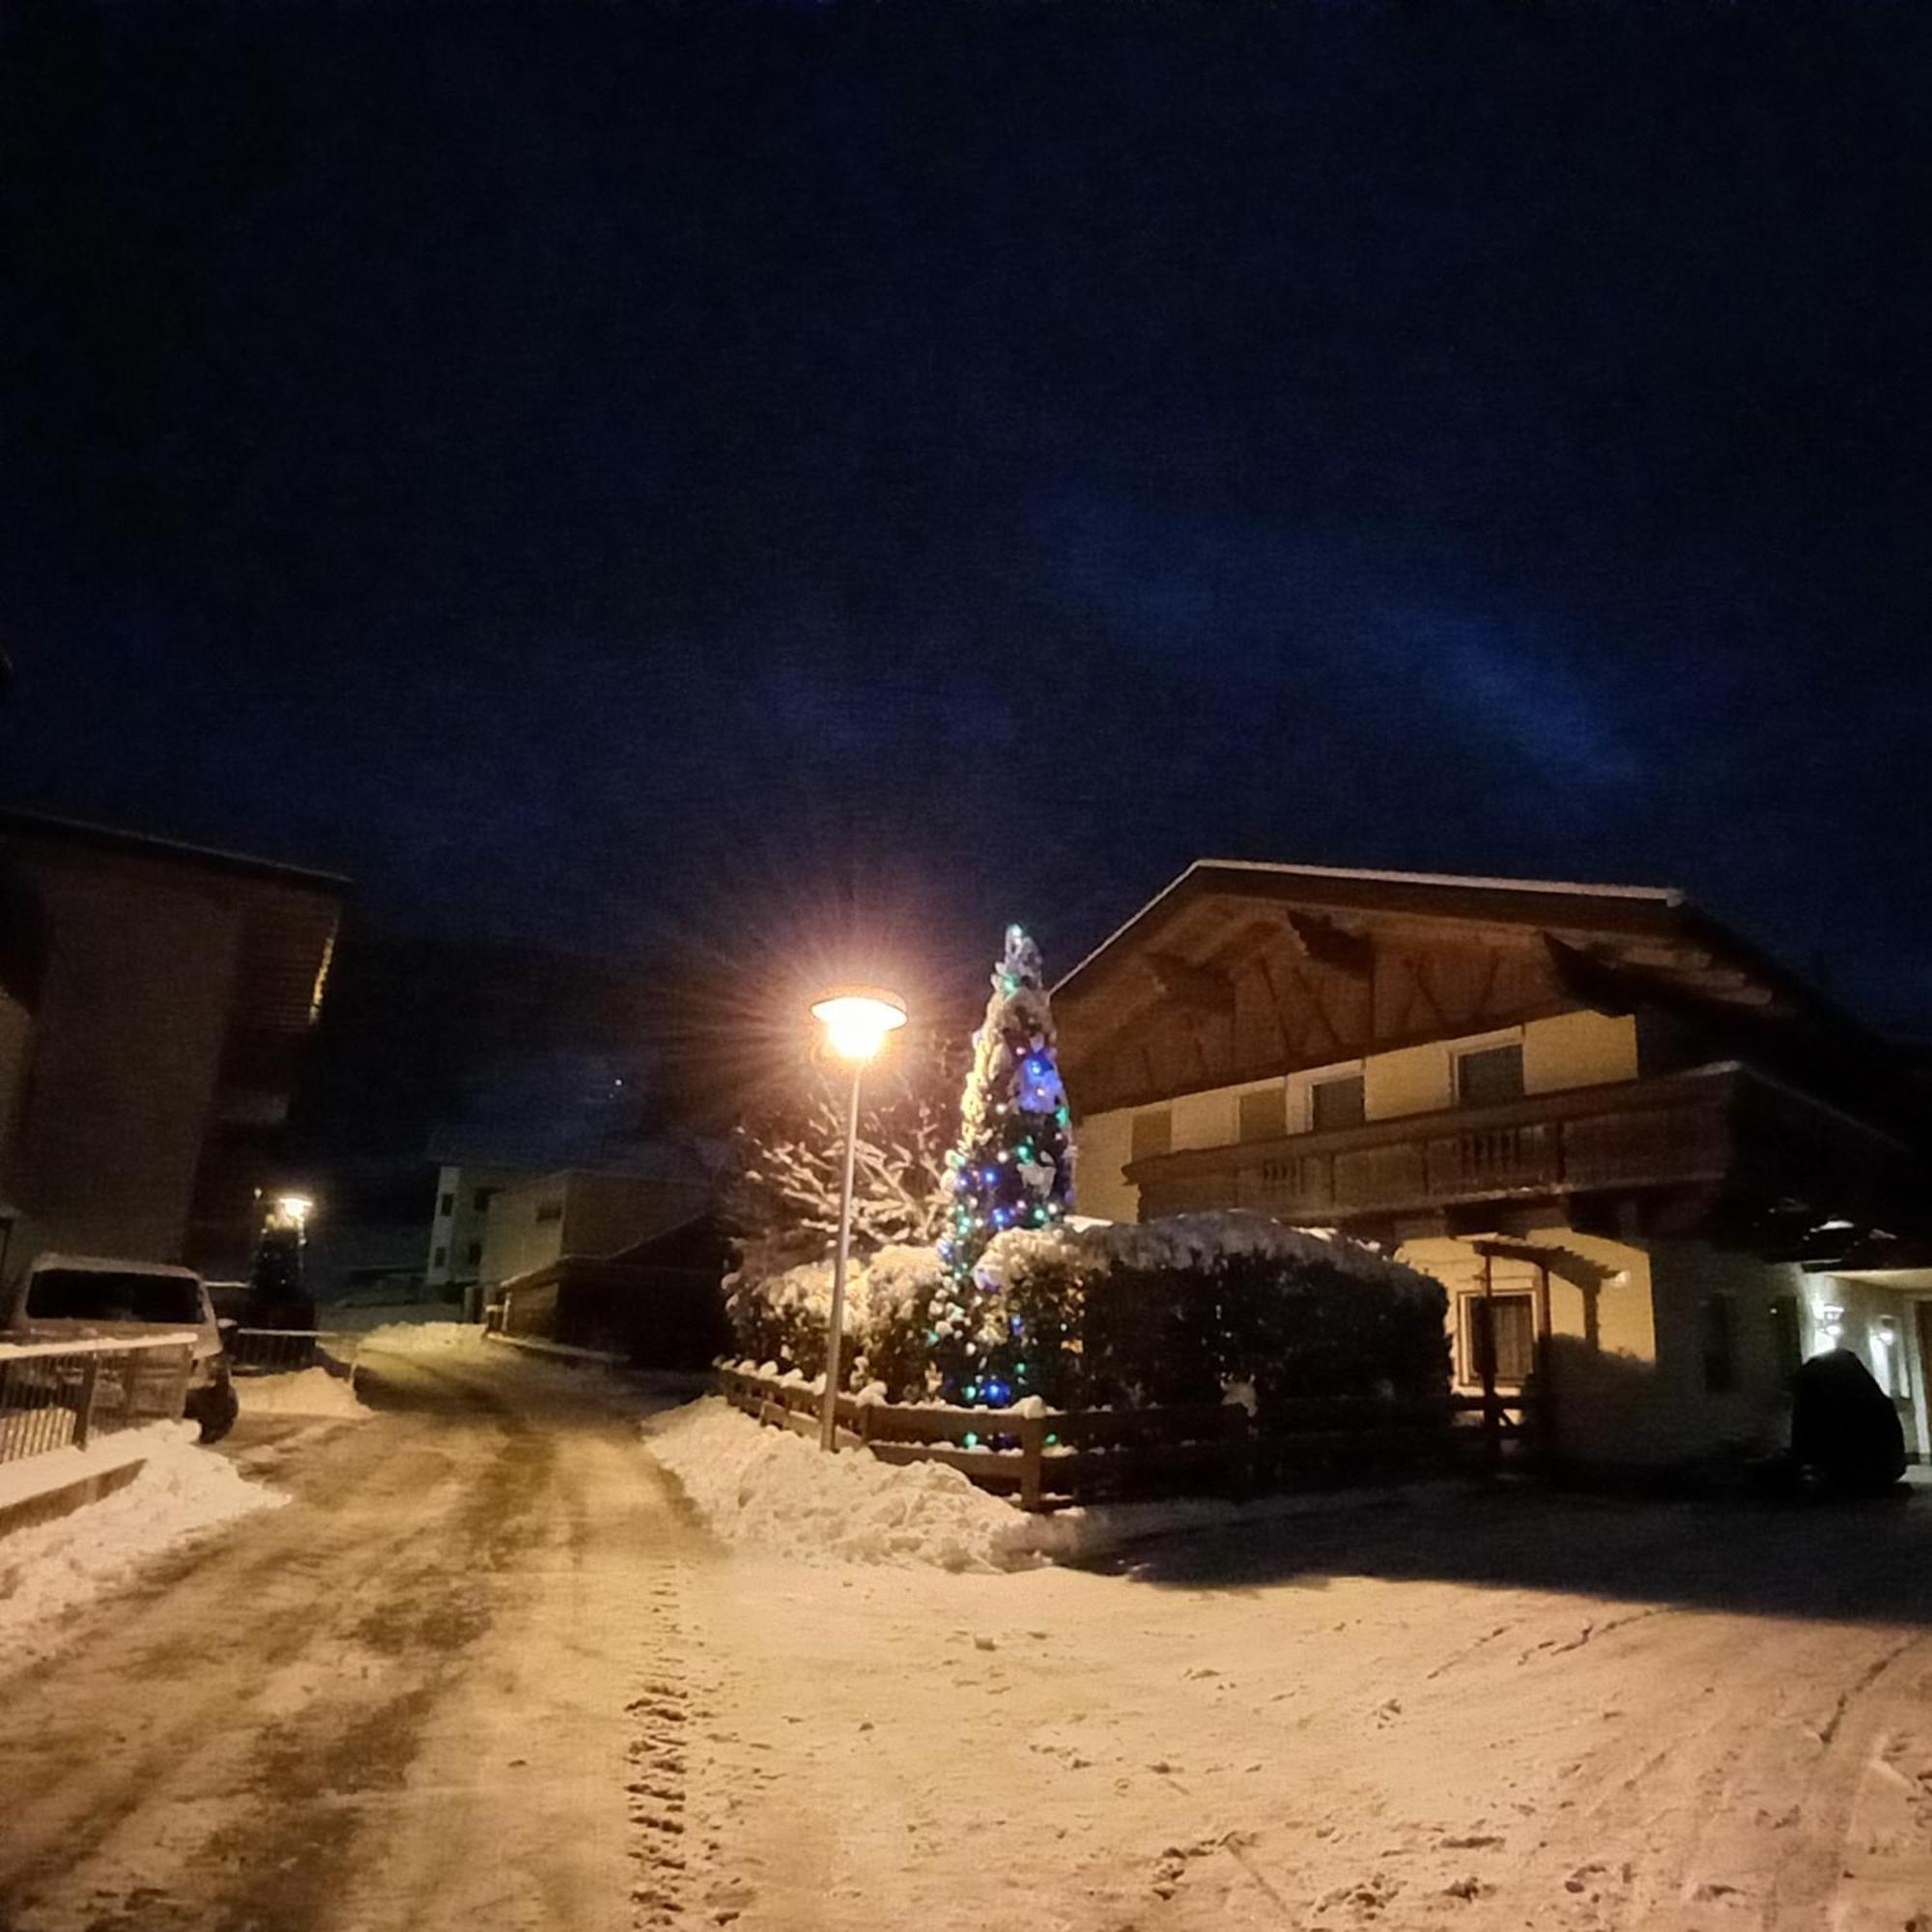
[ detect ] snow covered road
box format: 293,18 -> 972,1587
0,1340 -> 712,1932
7,1346 -> 1932,1932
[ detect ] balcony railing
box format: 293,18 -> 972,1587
1126,1063 -> 1879,1225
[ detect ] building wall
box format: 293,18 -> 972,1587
426,1164 -> 519,1289
481,1174 -> 571,1288
1072,1109 -> 1135,1223
0,986 -> 32,1180
5,867 -> 243,1271
480,1171 -> 712,1292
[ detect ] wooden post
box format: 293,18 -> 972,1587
1018,1412 -> 1045,1512
75,1353 -> 101,1449
1532,1260 -> 1554,1474
1480,1249 -> 1500,1478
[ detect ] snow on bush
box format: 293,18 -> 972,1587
0,1423 -> 285,1669
238,1366 -> 372,1420
644,1398 -> 1052,1573
969,1210 -> 1448,1411
724,1245 -> 941,1400
728,1209 -> 1447,1416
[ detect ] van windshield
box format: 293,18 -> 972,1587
25,1269 -> 203,1325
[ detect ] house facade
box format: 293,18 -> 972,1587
1057,860 -> 1932,1470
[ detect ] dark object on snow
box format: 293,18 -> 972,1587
1790,1349 -> 1905,1494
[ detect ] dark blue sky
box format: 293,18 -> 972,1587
5,1 -> 1930,1039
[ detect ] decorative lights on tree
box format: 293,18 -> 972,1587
930,924 -> 1075,1408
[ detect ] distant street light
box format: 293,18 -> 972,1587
809,987 -> 907,1451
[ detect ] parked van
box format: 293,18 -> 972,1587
3,1253 -> 240,1442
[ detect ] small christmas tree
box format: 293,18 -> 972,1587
929,924 -> 1075,1406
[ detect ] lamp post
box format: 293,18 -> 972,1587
809,986 -> 907,1451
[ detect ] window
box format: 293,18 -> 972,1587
466,1239 -> 483,1267
1238,1087 -> 1287,1143
473,1187 -> 494,1213
1462,1293 -> 1535,1385
535,1199 -> 564,1225
433,1245 -> 448,1269
1456,1041 -> 1524,1108
1700,1293 -> 1738,1393
1130,1108 -> 1173,1161
439,1193 -> 454,1218
1310,1073 -> 1366,1131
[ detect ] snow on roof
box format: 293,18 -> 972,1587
27,1252 -> 202,1281
1056,857 -> 1684,992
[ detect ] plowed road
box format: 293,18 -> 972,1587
0,1346 -> 705,1932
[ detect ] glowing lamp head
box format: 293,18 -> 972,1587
271,1193 -> 314,1229
810,987 -> 907,1063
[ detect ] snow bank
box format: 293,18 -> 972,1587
239,1366 -> 372,1420
0,1423 -> 284,1669
355,1319 -> 483,1355
644,1398 -> 1055,1574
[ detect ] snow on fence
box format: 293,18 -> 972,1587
0,1333 -> 197,1466
716,1363 -> 1539,1510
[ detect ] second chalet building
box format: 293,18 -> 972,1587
1057,860 -> 1932,1471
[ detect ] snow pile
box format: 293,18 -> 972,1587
0,1423 -> 284,1668
644,1398 -> 1053,1574
355,1320 -> 483,1354
239,1366 -> 372,1420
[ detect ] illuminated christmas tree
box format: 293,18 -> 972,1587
929,924 -> 1075,1406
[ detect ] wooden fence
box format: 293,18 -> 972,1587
0,1333 -> 197,1466
718,1364 -> 1538,1511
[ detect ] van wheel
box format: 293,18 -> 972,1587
188,1380 -> 240,1445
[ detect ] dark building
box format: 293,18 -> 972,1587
0,810 -> 346,1284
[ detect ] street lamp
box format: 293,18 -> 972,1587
809,986 -> 907,1451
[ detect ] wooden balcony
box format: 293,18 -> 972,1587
1125,1063 -> 1906,1229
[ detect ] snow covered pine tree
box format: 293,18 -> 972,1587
930,924 -> 1075,1407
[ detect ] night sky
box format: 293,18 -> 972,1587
6,1 -> 1931,1089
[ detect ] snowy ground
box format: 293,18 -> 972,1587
8,1352 -> 1932,1931
0,1422 -> 284,1669
650,1402 -> 1932,1932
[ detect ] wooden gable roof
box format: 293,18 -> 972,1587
1054,859 -> 1889,1117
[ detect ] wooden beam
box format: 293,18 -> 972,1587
1144,951 -> 1237,1017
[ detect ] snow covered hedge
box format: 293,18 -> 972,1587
726,1212 -> 1447,1414
724,1243 -> 939,1400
